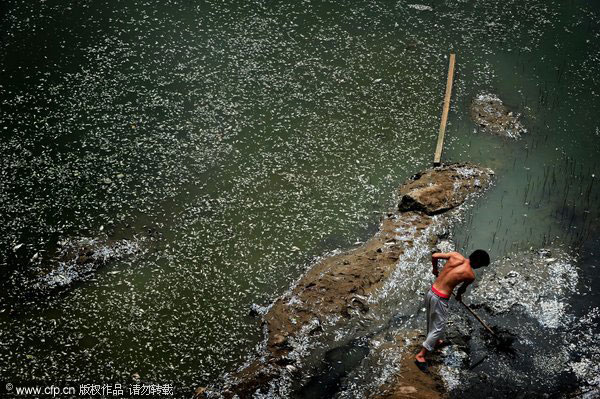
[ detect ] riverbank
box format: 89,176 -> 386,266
200,158 -> 599,398
199,163 -> 494,398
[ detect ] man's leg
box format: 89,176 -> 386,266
415,338 -> 444,364
416,294 -> 448,369
423,297 -> 448,351
416,291 -> 434,366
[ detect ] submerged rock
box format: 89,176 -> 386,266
0,222 -> 166,307
470,93 -> 526,139
35,237 -> 142,292
2,232 -> 151,308
203,163 -> 494,398
194,387 -> 207,398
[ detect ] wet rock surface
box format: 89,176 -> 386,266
202,163 -> 494,398
470,94 -> 526,139
398,166 -> 490,215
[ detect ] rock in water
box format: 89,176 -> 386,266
398,386 -> 417,394
193,387 -> 207,399
398,163 -> 494,215
470,93 -> 526,139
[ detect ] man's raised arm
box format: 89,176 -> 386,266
431,252 -> 451,276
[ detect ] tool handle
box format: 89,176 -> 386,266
451,293 -> 498,338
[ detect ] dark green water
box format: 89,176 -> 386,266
0,0 -> 599,396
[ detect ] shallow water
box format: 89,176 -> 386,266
0,0 -> 599,397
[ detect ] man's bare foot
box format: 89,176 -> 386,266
414,355 -> 429,373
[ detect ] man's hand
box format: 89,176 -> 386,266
431,253 -> 441,277
455,281 -> 472,302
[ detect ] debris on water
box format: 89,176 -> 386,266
439,346 -> 469,390
472,248 -> 578,329
249,303 -> 269,317
0,1 -> 599,397
407,4 -> 433,12
470,93 -> 527,139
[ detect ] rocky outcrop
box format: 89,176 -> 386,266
398,165 -> 489,215
202,163 -> 494,398
470,94 -> 526,139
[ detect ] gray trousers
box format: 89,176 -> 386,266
422,288 -> 449,351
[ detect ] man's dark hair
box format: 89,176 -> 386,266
469,249 -> 490,268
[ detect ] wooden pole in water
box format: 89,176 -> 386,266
433,52 -> 456,166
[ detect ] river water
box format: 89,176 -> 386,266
0,0 -> 598,397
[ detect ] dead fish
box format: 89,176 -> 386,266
30,252 -> 40,262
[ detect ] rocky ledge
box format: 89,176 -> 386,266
198,163 -> 494,398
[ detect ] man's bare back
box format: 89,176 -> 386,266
431,252 -> 475,300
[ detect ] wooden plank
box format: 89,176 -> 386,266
433,53 -> 456,166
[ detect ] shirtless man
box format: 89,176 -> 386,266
414,250 -> 490,372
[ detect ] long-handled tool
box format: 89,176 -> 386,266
453,295 -> 515,351
456,297 -> 498,338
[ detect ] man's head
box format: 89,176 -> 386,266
469,249 -> 490,269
